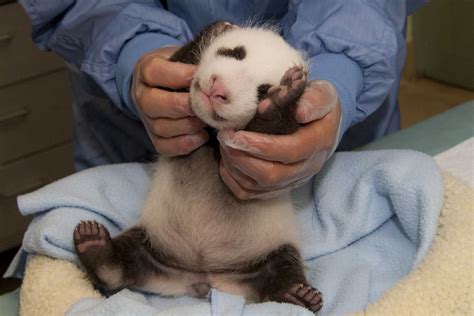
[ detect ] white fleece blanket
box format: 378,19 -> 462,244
434,137 -> 474,188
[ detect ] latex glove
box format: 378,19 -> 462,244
131,46 -> 208,157
218,80 -> 341,200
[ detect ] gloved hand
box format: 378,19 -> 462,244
131,46 -> 208,157
218,80 -> 341,200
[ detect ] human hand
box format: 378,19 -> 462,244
131,46 -> 208,157
218,80 -> 341,200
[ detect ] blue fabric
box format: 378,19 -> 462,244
5,150 -> 443,315
308,53 -> 363,143
67,66 -> 156,171
18,0 -> 428,168
19,0 -> 193,109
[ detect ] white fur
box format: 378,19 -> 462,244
138,146 -> 300,298
140,147 -> 299,272
190,27 -> 307,130
96,266 -> 123,290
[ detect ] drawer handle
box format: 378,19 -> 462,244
0,107 -> 30,124
0,31 -> 14,45
0,179 -> 45,198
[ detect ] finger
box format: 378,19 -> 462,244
218,124 -> 322,164
221,145 -> 298,187
151,130 -> 208,157
139,55 -> 196,89
219,163 -> 293,200
135,85 -> 194,118
218,103 -> 340,164
219,162 -> 264,200
156,46 -> 180,59
150,116 -> 207,139
296,80 -> 338,123
141,46 -> 181,60
220,151 -> 259,190
252,187 -> 293,200
222,143 -> 326,188
223,149 -> 313,191
219,162 -> 252,200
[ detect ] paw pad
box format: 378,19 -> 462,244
283,283 -> 323,312
73,221 -> 110,254
260,66 -> 307,112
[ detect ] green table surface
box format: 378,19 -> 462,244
360,100 -> 474,155
0,288 -> 19,315
0,101 -> 472,315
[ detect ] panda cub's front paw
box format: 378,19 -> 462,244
260,66 -> 308,113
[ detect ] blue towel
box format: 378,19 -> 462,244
5,150 -> 443,315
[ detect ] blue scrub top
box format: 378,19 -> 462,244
19,0 -> 427,170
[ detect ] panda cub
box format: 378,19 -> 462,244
73,22 -> 323,312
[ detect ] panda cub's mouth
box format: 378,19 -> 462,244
193,80 -> 228,123
213,112 -> 226,122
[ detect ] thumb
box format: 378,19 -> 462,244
296,80 -> 338,123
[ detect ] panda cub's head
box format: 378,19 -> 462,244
190,26 -> 307,130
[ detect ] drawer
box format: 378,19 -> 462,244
0,195 -> 32,252
0,2 -> 65,87
0,143 -> 74,199
0,70 -> 73,164
0,143 -> 73,251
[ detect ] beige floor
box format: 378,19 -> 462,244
399,77 -> 474,128
0,77 -> 473,296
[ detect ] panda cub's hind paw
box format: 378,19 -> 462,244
74,221 -> 111,254
276,283 -> 323,313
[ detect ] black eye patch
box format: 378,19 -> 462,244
257,84 -> 272,102
216,46 -> 246,60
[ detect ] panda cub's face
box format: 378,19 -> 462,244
190,27 -> 306,130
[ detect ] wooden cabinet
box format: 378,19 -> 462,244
0,2 -> 74,251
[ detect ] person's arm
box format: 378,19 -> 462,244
218,0 -> 420,199
281,0 -> 415,142
18,0 -> 193,117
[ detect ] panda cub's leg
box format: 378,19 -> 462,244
73,221 -> 161,291
243,244 -> 323,312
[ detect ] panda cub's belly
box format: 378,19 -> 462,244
139,146 -> 299,271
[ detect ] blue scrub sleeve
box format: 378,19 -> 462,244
281,0 -> 408,141
18,0 -> 193,117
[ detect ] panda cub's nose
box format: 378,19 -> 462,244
208,75 -> 229,106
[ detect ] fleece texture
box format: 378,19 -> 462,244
6,150 -> 444,315
353,173 -> 474,315
20,255 -> 100,316
17,173 -> 470,316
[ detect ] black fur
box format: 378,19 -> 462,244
75,225 -> 162,290
241,245 -> 305,297
216,46 -> 247,60
257,84 -> 272,102
75,222 -> 322,310
169,21 -> 236,65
